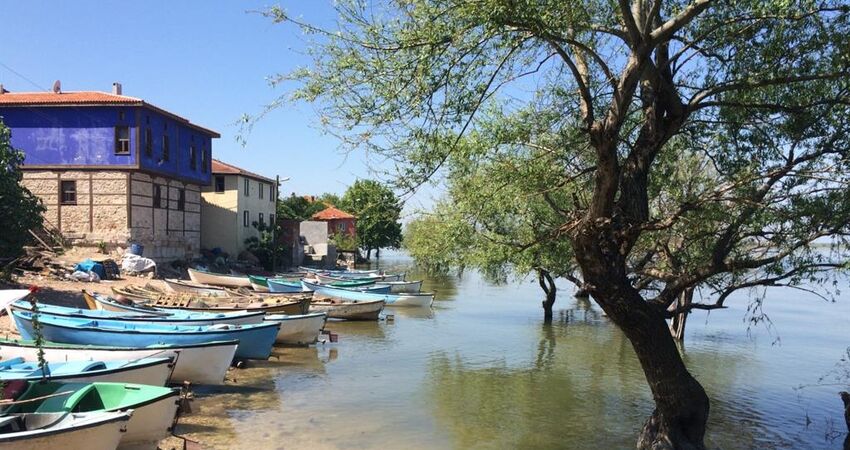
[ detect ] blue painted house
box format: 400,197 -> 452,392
0,83 -> 219,260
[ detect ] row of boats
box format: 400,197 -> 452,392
0,266 -> 428,449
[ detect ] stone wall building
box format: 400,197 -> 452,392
0,84 -> 218,261
200,160 -> 278,257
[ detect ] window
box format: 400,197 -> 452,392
177,188 -> 185,211
269,184 -> 274,202
60,181 -> 76,205
337,221 -> 347,232
243,210 -> 249,227
201,144 -> 208,173
115,126 -> 130,154
259,182 -> 264,199
269,214 -> 275,226
189,145 -> 197,170
244,178 -> 249,197
144,128 -> 153,156
258,213 -> 264,226
153,184 -> 163,209
162,134 -> 170,161
214,176 -> 225,193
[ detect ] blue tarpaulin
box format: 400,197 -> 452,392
74,259 -> 106,279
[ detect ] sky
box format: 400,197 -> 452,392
0,1 -> 435,215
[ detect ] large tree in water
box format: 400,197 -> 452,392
259,1 -> 850,447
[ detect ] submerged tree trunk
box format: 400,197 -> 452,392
365,248 -> 372,260
668,288 -> 694,341
574,231 -> 709,449
537,269 -> 557,323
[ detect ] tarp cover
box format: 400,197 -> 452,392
74,259 -> 106,279
121,254 -> 156,273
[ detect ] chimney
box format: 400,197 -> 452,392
112,82 -> 122,95
0,84 -> 6,95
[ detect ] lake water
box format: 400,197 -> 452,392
176,251 -> 850,449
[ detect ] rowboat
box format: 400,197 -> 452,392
0,410 -> 131,450
188,268 -> 251,288
8,381 -> 179,449
308,299 -> 385,321
266,278 -> 305,293
108,286 -> 312,315
0,356 -> 173,386
299,266 -> 379,275
16,297 -> 265,326
303,281 -> 434,307
264,312 -> 327,345
376,280 -> 423,294
0,338 -> 237,385
302,279 -> 392,294
162,278 -> 229,296
311,274 -> 377,287
326,272 -> 406,282
11,310 -> 280,360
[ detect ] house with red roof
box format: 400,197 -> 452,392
200,159 -> 278,256
0,83 -> 218,260
311,206 -> 357,239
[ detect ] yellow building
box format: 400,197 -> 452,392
200,160 -> 277,257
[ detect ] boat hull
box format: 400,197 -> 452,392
266,278 -> 304,293
0,357 -> 172,386
376,280 -> 423,293
264,313 -> 327,345
188,268 -> 251,288
0,339 -> 237,385
162,279 -> 229,297
0,412 -> 131,450
308,300 -> 384,321
12,311 -> 280,360
117,392 -> 180,450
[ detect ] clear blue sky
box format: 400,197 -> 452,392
0,1 -> 434,214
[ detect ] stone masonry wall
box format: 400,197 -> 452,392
129,172 -> 201,261
21,170 -> 129,244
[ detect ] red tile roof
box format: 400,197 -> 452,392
211,159 -> 276,184
312,206 -> 356,220
0,91 -> 220,137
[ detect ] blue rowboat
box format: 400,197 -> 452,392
11,310 -> 280,360
11,300 -> 264,326
265,278 -> 306,293
301,280 -> 434,307
0,355 -> 173,385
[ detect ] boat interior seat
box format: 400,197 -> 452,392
0,357 -> 26,370
21,412 -> 67,430
49,361 -> 107,375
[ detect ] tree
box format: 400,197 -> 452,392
339,179 -> 402,259
277,192 -> 340,221
0,119 -> 44,259
260,2 -> 850,448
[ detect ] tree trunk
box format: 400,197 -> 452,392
537,269 -> 557,323
668,287 -> 694,341
365,248 -> 372,260
574,233 -> 709,449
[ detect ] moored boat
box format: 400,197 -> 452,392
302,279 -> 392,294
303,281 -> 434,307
0,337 -> 237,385
12,310 -> 280,360
8,381 -> 179,449
266,278 -> 305,293
107,286 -> 312,315
0,410 -> 131,450
0,356 -> 173,386
187,268 -> 251,288
308,299 -> 385,321
17,296 -> 265,326
264,312 -> 327,345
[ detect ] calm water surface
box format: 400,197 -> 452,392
176,251 -> 850,449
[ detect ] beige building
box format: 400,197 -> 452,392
200,160 -> 278,256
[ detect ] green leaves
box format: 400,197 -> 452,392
339,179 -> 403,253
